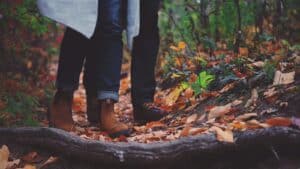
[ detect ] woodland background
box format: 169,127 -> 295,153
0,0 -> 299,127
0,1 -> 300,168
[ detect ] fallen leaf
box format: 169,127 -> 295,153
21,151 -> 38,163
250,61 -> 265,68
231,121 -> 247,130
165,87 -> 185,106
183,87 -> 194,98
133,126 -> 146,133
236,113 -> 258,121
146,121 -> 165,130
239,47 -> 249,56
7,159 -> 20,169
24,164 -> 36,169
170,45 -> 180,52
0,145 -> 9,169
210,126 -> 234,143
40,156 -> 58,168
178,41 -> 186,50
208,100 -> 242,119
265,117 -> 292,127
180,125 -> 191,137
189,127 -> 208,136
245,88 -> 258,108
246,119 -> 270,129
186,114 -> 198,124
273,71 -> 295,85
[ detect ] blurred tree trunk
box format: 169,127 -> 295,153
214,0 -> 221,41
234,0 -> 242,53
254,0 -> 267,38
200,0 -> 209,31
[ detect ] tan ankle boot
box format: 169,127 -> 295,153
49,90 -> 74,131
100,99 -> 130,137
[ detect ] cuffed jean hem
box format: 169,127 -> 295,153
56,82 -> 78,92
97,91 -> 119,102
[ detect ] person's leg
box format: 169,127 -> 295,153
92,0 -> 129,137
50,28 -> 88,131
131,0 -> 167,124
83,40 -> 100,124
56,28 -> 88,92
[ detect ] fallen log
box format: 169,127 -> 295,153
0,127 -> 300,168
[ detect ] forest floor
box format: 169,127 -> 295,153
1,40 -> 300,169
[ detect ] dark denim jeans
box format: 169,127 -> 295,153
131,0 -> 160,107
56,0 -> 122,101
56,0 -> 160,104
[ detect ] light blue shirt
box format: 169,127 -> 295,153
37,0 -> 140,50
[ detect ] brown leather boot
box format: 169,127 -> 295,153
49,90 -> 74,131
100,99 -> 130,138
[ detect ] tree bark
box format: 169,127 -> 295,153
0,127 -> 300,168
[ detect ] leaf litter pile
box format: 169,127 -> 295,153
1,40 -> 300,169
57,41 -> 300,144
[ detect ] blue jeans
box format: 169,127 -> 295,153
56,0 -> 122,101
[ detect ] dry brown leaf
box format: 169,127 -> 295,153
146,121 -> 165,129
265,117 -> 292,127
239,47 -> 249,56
219,82 -> 236,94
231,121 -> 247,130
165,87 -> 185,106
21,151 -> 38,163
184,87 -> 194,98
0,145 -> 9,169
273,71 -> 295,85
210,126 -> 234,143
236,113 -> 258,121
246,119 -> 270,129
180,125 -> 191,137
24,164 -> 36,169
186,114 -> 198,124
245,88 -> 258,108
208,100 -> 242,120
40,156 -> 58,168
7,159 -> 20,169
250,61 -> 265,68
189,127 -> 208,136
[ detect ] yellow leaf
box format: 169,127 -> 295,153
178,41 -> 186,50
165,87 -> 185,106
171,73 -> 181,79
